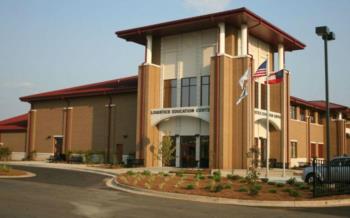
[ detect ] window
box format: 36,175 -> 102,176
163,79 -> 177,108
309,111 -> 315,123
311,143 -> 317,158
290,105 -> 297,120
318,113 -> 323,124
200,76 -> 210,106
254,82 -> 259,108
300,108 -> 306,121
260,83 -> 267,110
291,141 -> 298,158
318,144 -> 324,158
181,77 -> 197,107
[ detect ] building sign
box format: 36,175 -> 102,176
255,110 -> 281,119
150,106 -> 210,126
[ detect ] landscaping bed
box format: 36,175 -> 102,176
116,170 -> 350,201
0,165 -> 27,177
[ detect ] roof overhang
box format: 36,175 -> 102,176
115,7 -> 305,52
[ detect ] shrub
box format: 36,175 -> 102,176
198,175 -> 206,180
186,183 -> 195,190
289,190 -> 300,197
213,171 -> 221,182
195,171 -> 203,180
261,178 -> 269,183
0,164 -> 10,172
163,173 -> 169,177
207,175 -> 213,179
176,171 -> 184,177
142,170 -> 151,176
213,183 -> 224,192
239,178 -> 247,183
0,147 -> 11,161
159,135 -> 176,166
276,183 -> 285,188
223,183 -> 232,189
295,182 -> 308,190
248,184 -> 261,196
282,188 -> 291,193
237,187 -> 248,192
267,181 -> 276,186
126,170 -> 135,176
227,174 -> 241,181
246,167 -> 260,185
286,177 -> 297,185
268,189 -> 277,193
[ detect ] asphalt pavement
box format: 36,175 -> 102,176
0,166 -> 349,218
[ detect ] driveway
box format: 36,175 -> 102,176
0,166 -> 349,218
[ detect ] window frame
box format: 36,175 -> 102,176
200,76 -> 210,106
181,77 -> 197,107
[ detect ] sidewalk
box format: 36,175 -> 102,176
2,161 -> 302,182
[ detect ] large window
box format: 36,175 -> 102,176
163,79 -> 177,108
201,76 -> 210,106
291,141 -> 298,158
181,77 -> 197,107
290,105 -> 297,120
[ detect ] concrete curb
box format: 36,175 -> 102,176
0,171 -> 36,179
106,178 -> 350,208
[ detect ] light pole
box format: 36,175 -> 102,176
315,26 -> 335,179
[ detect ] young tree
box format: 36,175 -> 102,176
159,135 -> 176,167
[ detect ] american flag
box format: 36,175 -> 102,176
253,60 -> 267,78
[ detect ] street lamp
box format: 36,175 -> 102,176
315,26 -> 335,176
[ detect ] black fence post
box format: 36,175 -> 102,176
312,158 -> 316,198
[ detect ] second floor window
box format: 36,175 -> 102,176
163,79 -> 177,108
309,111 -> 315,123
254,82 -> 259,109
201,76 -> 210,106
260,83 -> 267,110
181,77 -> 197,107
290,105 -> 297,120
300,108 -> 306,121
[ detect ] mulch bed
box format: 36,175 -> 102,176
0,169 -> 27,176
116,171 -> 350,201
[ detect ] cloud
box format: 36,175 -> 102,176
183,0 -> 232,14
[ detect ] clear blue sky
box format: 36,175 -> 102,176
0,0 -> 349,119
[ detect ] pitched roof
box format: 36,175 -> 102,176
291,96 -> 349,112
20,75 -> 138,102
116,7 -> 305,52
0,113 -> 27,132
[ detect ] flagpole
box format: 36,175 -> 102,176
265,63 -> 270,178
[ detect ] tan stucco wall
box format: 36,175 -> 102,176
0,132 -> 26,152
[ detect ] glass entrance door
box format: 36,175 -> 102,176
180,136 -> 196,168
200,136 -> 209,168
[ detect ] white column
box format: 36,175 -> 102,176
218,22 -> 225,55
338,112 -> 343,120
241,24 -> 248,55
146,35 -> 152,64
278,44 -> 284,70
175,136 -> 180,167
195,136 -> 200,167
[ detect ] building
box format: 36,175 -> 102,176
0,114 -> 27,160
4,7 -> 349,169
19,76 -> 138,162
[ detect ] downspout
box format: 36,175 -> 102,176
106,95 -> 113,164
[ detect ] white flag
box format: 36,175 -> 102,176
239,69 -> 250,89
236,87 -> 248,105
236,68 -> 250,105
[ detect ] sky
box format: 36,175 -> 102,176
0,0 -> 349,119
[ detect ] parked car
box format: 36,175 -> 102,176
302,156 -> 350,184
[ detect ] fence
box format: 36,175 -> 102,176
312,158 -> 350,197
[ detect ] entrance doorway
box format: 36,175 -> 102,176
180,136 -> 196,168
54,136 -> 63,158
200,136 -> 209,168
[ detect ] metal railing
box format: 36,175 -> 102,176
312,158 -> 350,197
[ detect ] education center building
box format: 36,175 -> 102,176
1,8 -> 349,169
